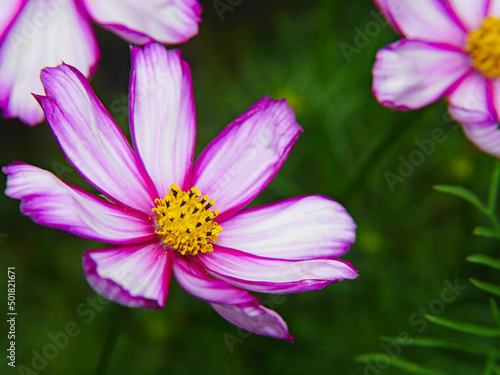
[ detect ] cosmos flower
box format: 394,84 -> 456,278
3,43 -> 357,340
372,0 -> 500,158
0,0 -> 201,125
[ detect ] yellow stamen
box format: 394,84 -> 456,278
466,17 -> 500,79
152,184 -> 222,256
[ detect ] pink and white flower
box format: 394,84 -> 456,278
3,43 -> 357,341
0,0 -> 201,126
372,0 -> 500,158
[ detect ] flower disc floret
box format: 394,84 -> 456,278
152,184 -> 222,256
466,17 -> 500,79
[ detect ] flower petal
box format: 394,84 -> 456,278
198,246 -> 358,294
3,162 -> 155,244
212,302 -> 293,342
130,44 -> 195,197
447,71 -> 494,125
173,253 -> 292,340
489,0 -> 500,17
488,78 -> 500,123
378,0 -> 466,47
373,0 -> 391,21
460,78 -> 500,158
83,241 -> 171,309
0,0 -> 26,39
217,195 -> 356,260
372,39 -> 471,110
82,0 -> 201,45
37,63 -> 158,214
172,254 -> 255,305
192,96 -> 303,221
0,0 -> 98,125
445,0 -> 490,31
462,120 -> 500,158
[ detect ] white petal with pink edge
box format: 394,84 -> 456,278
83,241 -> 172,309
3,162 -> 155,244
198,246 -> 358,294
0,0 -> 26,38
373,40 -> 471,110
447,71 -> 494,126
381,0 -> 466,47
462,120 -> 500,158
487,78 -> 500,122
38,64 -> 159,214
212,303 -> 292,342
489,0 -> 500,17
192,96 -> 303,221
130,44 -> 195,197
217,195 -> 356,260
173,254 -> 292,340
0,0 -> 98,125
445,0 -> 489,31
173,254 -> 255,305
82,0 -> 201,45
373,0 -> 390,19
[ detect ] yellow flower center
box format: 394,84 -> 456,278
152,184 -> 222,256
466,17 -> 500,79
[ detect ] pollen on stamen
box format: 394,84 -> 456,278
152,184 -> 222,256
466,17 -> 500,79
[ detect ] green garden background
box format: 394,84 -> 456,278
1,1 -> 497,374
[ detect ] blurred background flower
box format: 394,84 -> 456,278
373,0 -> 500,163
372,0 -> 500,160
0,0 -> 201,125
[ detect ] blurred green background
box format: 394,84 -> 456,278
1,1 -> 498,374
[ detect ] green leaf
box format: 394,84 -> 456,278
483,355 -> 496,375
425,315 -> 500,337
467,254 -> 500,271
487,159 -> 500,214
470,279 -> 500,298
356,353 -> 447,375
434,185 -> 488,215
473,227 -> 500,240
379,336 -> 500,357
490,299 -> 500,328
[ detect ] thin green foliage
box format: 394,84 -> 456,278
359,158 -> 500,374
356,354 -> 447,375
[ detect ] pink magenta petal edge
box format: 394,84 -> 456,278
197,246 -> 358,294
3,161 -> 156,244
372,39 -> 471,110
217,195 -> 356,260
129,44 -> 196,196
83,241 -> 172,309
211,302 -> 293,342
193,96 -> 303,221
36,64 -> 159,213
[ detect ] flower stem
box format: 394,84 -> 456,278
95,304 -> 128,375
